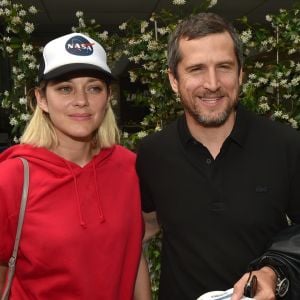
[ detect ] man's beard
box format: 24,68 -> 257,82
181,93 -> 239,128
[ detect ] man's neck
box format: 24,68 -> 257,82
186,111 -> 236,159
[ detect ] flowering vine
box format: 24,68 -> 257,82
0,2 -> 299,296
0,0 -> 39,140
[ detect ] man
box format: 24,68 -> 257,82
136,12 -> 300,300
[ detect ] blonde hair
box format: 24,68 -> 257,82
20,82 -> 120,149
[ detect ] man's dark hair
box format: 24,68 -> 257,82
167,12 -> 244,77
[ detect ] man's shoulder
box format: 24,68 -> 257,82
139,118 -> 179,148
238,105 -> 299,142
251,112 -> 300,143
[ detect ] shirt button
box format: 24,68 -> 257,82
206,158 -> 212,165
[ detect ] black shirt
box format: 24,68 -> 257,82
136,105 -> 300,300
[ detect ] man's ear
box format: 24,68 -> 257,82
239,68 -> 243,86
35,88 -> 49,113
168,69 -> 179,94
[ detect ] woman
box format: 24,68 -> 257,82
0,33 -> 151,299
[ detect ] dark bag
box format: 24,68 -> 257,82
249,224 -> 300,300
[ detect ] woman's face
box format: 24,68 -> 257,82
36,73 -> 110,144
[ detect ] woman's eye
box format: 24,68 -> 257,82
88,86 -> 103,94
57,86 -> 72,94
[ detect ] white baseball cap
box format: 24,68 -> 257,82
38,32 -> 114,81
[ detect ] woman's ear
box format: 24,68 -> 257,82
35,88 -> 49,113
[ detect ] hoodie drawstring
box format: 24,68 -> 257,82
65,160 -> 105,227
92,160 -> 105,223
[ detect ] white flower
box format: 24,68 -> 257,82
9,117 -> 18,126
208,0 -> 218,8
157,27 -> 168,35
28,6 -> 37,14
24,22 -> 34,33
90,19 -> 96,24
150,104 -> 156,112
111,99 -> 118,106
258,77 -> 268,84
78,18 -> 86,28
266,15 -> 272,22
282,114 -> 289,120
283,94 -> 292,99
172,0 -> 186,5
5,46 -> 13,53
20,113 -> 31,121
150,73 -> 158,79
19,97 -> 27,105
18,9 -> 26,16
289,118 -> 298,129
22,43 -> 33,52
13,136 -> 19,144
248,73 -> 256,80
273,110 -> 283,118
291,77 -> 300,86
240,29 -> 252,44
147,40 -> 158,50
123,132 -> 129,138
259,103 -> 270,112
270,80 -> 279,88
140,21 -> 149,33
141,33 -> 152,41
119,22 -> 127,30
155,125 -> 162,132
99,31 -> 108,40
150,89 -> 156,95
28,62 -> 36,69
288,48 -> 296,55
17,74 -> 25,81
137,131 -> 148,138
4,90 -> 9,96
11,16 -> 21,24
141,120 -> 149,126
0,0 -> 9,6
76,11 -> 83,17
279,79 -> 288,87
255,62 -> 264,68
129,71 -> 137,82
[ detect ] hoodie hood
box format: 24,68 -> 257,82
1,144 -> 115,227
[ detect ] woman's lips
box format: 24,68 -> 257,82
69,113 -> 92,121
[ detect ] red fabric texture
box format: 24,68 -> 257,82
0,144 -> 143,300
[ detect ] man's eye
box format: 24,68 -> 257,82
190,66 -> 204,73
219,64 -> 232,70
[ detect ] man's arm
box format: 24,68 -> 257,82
232,223 -> 300,299
142,211 -> 160,242
134,253 -> 152,300
231,267 -> 277,300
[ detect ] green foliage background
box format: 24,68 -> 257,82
1,0 -> 300,297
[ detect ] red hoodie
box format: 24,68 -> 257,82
0,144 -> 143,300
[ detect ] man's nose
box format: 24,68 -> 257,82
203,68 -> 220,91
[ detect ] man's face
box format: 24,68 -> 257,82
168,32 -> 242,127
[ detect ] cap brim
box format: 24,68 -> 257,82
40,63 -> 116,82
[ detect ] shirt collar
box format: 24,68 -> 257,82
178,103 -> 251,147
